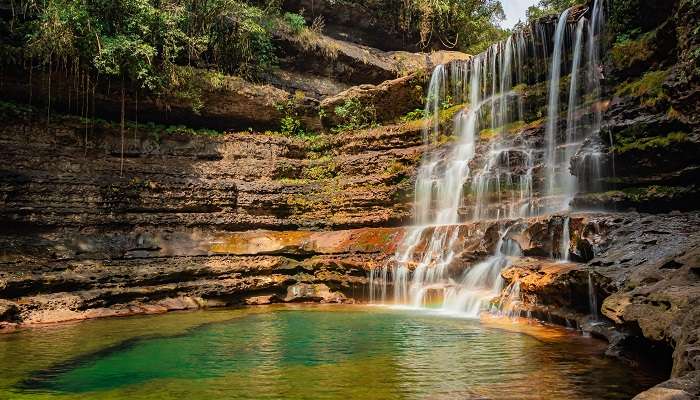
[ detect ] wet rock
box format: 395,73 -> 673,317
0,112 -> 421,231
284,283 -> 347,303
243,295 -> 278,305
500,258 -> 597,314
632,387 -> 693,400
0,300 -> 19,323
590,213 -> 700,393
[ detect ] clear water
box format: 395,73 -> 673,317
0,305 -> 663,399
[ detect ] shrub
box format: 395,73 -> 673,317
283,12 -> 306,34
332,98 -> 377,132
401,109 -> 428,122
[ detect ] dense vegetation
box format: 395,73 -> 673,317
0,0 -> 291,92
526,0 -> 585,22
0,0 -> 509,93
396,0 -> 508,54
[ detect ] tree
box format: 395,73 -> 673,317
526,0 -> 584,22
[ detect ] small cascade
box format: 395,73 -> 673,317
369,1 -> 608,318
560,216 -> 571,262
588,270 -> 599,321
441,228 -> 522,316
499,276 -> 523,320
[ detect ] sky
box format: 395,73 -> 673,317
500,0 -> 540,29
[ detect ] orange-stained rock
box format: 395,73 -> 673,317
209,227 -> 403,255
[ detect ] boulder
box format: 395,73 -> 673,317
320,73 -> 427,128
284,283 -> 347,303
0,300 -> 19,323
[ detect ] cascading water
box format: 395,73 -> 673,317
370,1 -> 607,318
560,216 -> 571,262
441,227 -> 522,316
499,275 -> 523,320
588,271 -> 599,321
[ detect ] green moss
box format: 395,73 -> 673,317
276,178 -> 311,185
479,120 -> 526,140
614,131 -> 688,154
610,30 -> 654,70
621,185 -> 693,202
479,127 -> 498,140
438,103 -> 466,122
615,69 -> 670,108
512,83 -> 527,95
298,133 -> 330,156
385,161 -> 406,176
302,155 -> 337,180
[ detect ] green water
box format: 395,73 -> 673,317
0,305 -> 663,399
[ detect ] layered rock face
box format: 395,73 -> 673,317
0,109 -> 436,325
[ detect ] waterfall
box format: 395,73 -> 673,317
544,9 -> 571,209
579,0 -> 609,191
369,2 -> 608,318
562,18 -> 587,206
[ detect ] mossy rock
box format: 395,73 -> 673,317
614,131 -> 688,154
614,69 -> 671,109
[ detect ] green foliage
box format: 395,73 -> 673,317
0,101 -> 34,119
280,116 -> 304,136
354,0 -> 508,54
610,31 -> 654,71
9,0 -> 283,94
276,91 -> 309,136
526,0 -> 584,22
332,98 -> 378,132
282,12 -> 306,34
400,109 -> 428,122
